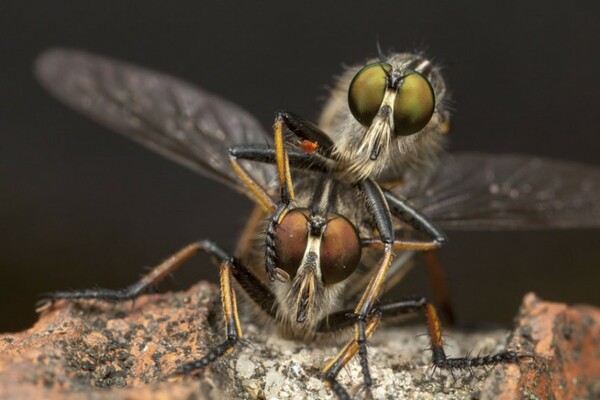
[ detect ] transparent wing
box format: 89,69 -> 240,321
35,48 -> 277,195
396,153 -> 600,230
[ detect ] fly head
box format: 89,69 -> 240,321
272,207 -> 362,331
319,52 -> 451,182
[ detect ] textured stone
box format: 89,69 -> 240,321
481,293 -> 600,400
0,283 -> 598,399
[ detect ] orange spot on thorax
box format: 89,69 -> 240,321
300,140 -> 318,154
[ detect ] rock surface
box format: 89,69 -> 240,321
482,293 -> 600,399
0,283 -> 598,399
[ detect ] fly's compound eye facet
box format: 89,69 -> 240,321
320,214 -> 362,285
275,209 -> 309,279
348,62 -> 391,127
393,71 -> 435,136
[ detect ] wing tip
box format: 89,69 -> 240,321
34,48 -> 68,84
34,48 -> 89,86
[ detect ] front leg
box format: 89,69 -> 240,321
275,110 -> 336,158
322,308 -> 383,400
229,143 -> 335,282
322,180 -> 445,398
228,112 -> 298,282
321,179 -> 397,399
230,111 -> 336,282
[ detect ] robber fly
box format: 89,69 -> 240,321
34,49 -> 600,399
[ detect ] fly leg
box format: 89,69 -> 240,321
319,179 -> 443,399
36,242 -> 204,310
321,308 -> 382,400
229,131 -> 298,281
318,298 -> 525,399
344,250 -> 417,301
177,242 -> 243,372
273,110 -> 336,158
383,190 -> 455,323
317,298 -> 427,333
261,112 -> 302,282
423,250 -> 455,324
358,247 -> 455,323
38,240 -> 280,374
229,112 -> 338,282
317,179 -> 396,399
382,189 -> 447,244
229,144 -> 335,282
318,297 -> 429,400
228,113 -> 296,282
34,240 -> 275,315
422,302 -> 527,373
176,241 -> 279,374
263,110 -> 341,282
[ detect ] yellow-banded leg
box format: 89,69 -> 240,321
382,190 -> 456,323
322,308 -> 382,400
322,236 -> 441,399
320,294 -> 526,400
37,240 -> 280,376
273,113 -> 295,203
229,112 -> 299,282
354,242 -> 455,323
178,242 -> 244,373
36,242 -> 203,310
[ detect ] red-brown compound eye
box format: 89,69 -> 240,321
274,209 -> 309,279
320,213 -> 362,285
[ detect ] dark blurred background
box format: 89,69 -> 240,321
1,1 -> 599,332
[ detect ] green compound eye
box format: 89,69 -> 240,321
348,62 -> 391,126
393,72 -> 435,136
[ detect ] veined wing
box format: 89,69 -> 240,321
397,153 -> 600,230
35,48 -> 277,196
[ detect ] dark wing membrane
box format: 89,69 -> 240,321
397,153 -> 600,230
35,48 -> 276,195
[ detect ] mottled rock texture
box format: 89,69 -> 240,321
0,283 -> 598,399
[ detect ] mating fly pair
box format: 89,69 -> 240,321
35,49 -> 600,399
